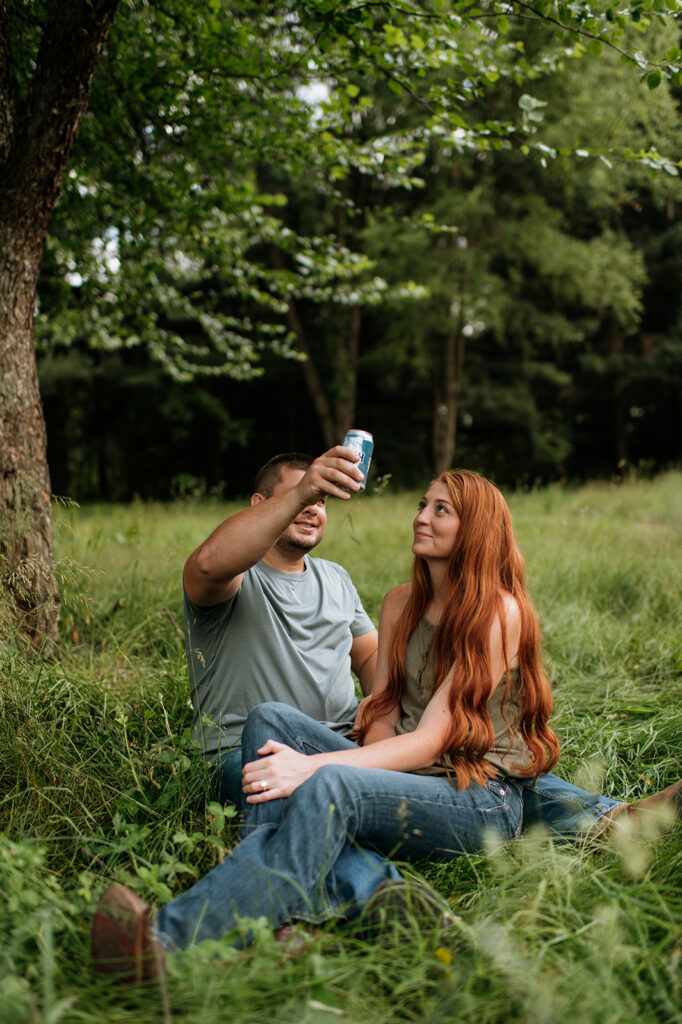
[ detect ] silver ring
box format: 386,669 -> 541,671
259,779 -> 268,792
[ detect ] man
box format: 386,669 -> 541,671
182,444 -> 404,916
183,447 -> 377,803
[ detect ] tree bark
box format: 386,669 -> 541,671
269,244 -> 337,448
432,325 -> 465,477
334,305 -> 361,439
0,0 -> 120,647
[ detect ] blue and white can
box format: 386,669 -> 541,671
342,429 -> 374,490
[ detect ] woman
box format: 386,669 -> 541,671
92,471 -> 561,974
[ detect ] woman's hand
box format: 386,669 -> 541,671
242,740 -> 316,803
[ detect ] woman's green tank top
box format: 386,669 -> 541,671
396,617 -> 533,777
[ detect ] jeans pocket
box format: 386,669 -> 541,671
486,777 -> 509,803
487,778 -> 522,837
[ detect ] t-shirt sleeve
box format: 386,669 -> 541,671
345,574 -> 375,637
183,586 -> 239,668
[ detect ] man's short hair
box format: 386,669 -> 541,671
253,453 -> 313,497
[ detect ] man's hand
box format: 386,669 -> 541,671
242,740 -> 316,802
184,444 -> 365,607
292,445 -> 365,507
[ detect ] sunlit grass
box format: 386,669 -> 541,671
1,471 -> 680,1023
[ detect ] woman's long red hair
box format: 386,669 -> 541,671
359,471 -> 560,788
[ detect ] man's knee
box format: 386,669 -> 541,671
297,763 -> 358,810
242,701 -> 302,748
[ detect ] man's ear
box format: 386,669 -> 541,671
251,492 -> 266,507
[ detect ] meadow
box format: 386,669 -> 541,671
1,471 -> 681,1024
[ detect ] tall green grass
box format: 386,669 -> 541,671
1,472 -> 680,1023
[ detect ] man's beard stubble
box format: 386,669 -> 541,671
275,527 -> 319,559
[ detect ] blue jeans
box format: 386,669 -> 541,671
158,703 -> 523,948
218,721 -> 619,842
519,771 -> 619,837
216,747 -> 246,807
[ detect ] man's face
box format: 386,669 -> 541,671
272,467 -> 328,553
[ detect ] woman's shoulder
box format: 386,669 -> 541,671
501,590 -> 521,625
493,591 -> 522,667
380,584 -> 412,624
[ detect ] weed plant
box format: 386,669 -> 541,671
0,472 -> 680,1023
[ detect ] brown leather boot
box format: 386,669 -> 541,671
91,884 -> 165,982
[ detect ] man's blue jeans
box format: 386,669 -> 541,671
215,738 -> 401,918
157,703 -> 524,949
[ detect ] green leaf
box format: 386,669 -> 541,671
646,70 -> 662,89
383,24 -> 408,47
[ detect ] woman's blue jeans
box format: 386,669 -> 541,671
519,771 -> 619,836
157,702 -> 523,949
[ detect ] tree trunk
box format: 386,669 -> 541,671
0,0 -> 120,647
334,305 -> 361,439
432,326 -> 465,477
0,244 -> 59,646
269,245 -> 337,448
603,312 -> 627,472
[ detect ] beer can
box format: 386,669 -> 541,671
342,429 -> 374,491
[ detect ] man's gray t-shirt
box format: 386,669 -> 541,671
184,556 -> 375,757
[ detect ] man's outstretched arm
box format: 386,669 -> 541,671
183,446 -> 364,607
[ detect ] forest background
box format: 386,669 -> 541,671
31,0 -> 682,505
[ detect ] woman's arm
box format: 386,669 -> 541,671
355,587 -> 404,743
242,585 -> 452,802
242,685 -> 454,803
243,589 -> 523,803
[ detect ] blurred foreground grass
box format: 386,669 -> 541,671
1,471 -> 680,1023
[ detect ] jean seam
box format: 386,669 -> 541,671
530,787 -> 601,809
343,790 -> 519,816
295,736 -> 328,754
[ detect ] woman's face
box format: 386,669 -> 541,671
412,481 -> 461,561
